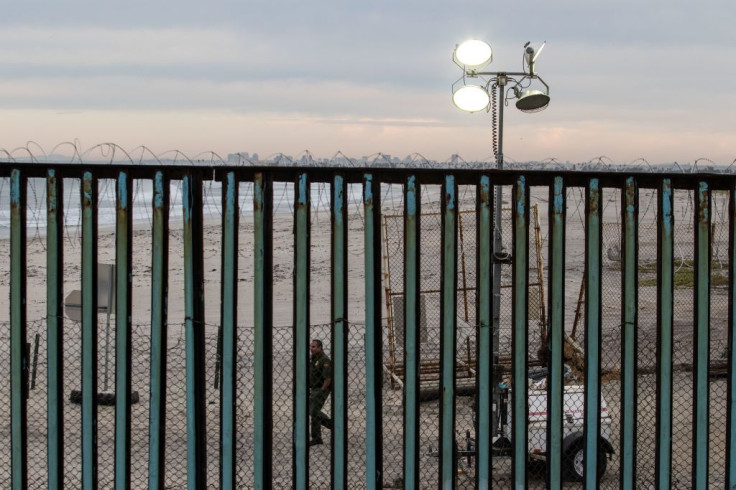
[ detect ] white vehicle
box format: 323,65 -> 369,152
431,383 -> 615,482
503,385 -> 615,481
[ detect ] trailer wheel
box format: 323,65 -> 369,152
563,436 -> 608,482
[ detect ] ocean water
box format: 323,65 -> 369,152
0,178 -> 369,240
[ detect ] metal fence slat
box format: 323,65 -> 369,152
220,171 -> 239,489
148,171 -> 169,490
439,175 -> 458,490
10,169 -> 28,490
693,181 -> 710,489
728,181 -> 736,489
114,170 -> 133,490
293,172 -> 310,489
46,169 -> 65,489
183,172 -> 207,488
656,178 -> 674,489
476,175 -> 492,490
331,174 -> 348,489
363,173 -> 383,490
547,175 -> 565,488
81,171 -> 99,489
620,176 -> 639,489
403,174 -> 420,490
512,175 -> 529,489
253,172 -> 274,489
584,178 -> 603,487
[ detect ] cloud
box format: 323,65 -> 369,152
0,0 -> 734,163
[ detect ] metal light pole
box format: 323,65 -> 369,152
451,39 -> 550,438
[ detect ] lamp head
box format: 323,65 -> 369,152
452,85 -> 490,113
515,89 -> 550,113
454,40 -> 493,69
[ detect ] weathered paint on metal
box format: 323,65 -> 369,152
148,171 -> 169,490
620,176 -> 638,489
3,165 -> 736,488
81,171 -> 99,489
253,172 -> 274,489
439,174 -> 458,490
10,169 -> 28,490
182,173 -> 207,489
693,181 -> 710,490
656,178 -> 674,489
332,174 -> 348,489
512,175 -> 528,490
585,178 -> 602,488
294,172 -> 310,489
46,169 -> 65,489
363,173 -> 383,490
220,171 -> 239,489
115,170 -> 133,490
403,174 -> 420,490
476,174 -> 492,490
547,175 -> 565,489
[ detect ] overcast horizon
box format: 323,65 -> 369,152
1,1 -> 734,165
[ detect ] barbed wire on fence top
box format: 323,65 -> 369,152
1,141 -> 736,172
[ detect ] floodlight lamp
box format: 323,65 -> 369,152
515,89 -> 550,113
454,40 -> 493,69
452,85 -> 490,113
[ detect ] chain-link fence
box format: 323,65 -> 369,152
1,177 -> 734,488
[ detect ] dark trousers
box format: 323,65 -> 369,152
309,388 -> 332,440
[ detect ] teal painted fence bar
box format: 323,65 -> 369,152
182,173 -> 207,489
439,174 -> 458,490
253,172 -> 273,489
363,173 -> 383,490
114,170 -> 133,490
220,171 -> 238,489
10,169 -> 27,490
332,174 -> 348,489
729,181 -> 736,489
547,176 -> 565,489
81,171 -> 99,490
620,176 -> 638,489
294,173 -> 310,489
512,175 -> 528,490
46,169 -> 65,489
584,178 -> 602,487
148,171 -> 169,490
656,178 -> 674,489
476,175 -> 492,490
403,174 -> 420,490
693,181 -> 710,489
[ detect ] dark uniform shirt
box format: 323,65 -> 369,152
310,351 -> 332,389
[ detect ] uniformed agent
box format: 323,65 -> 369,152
309,339 -> 333,446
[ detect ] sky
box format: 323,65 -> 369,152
1,0 -> 735,164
